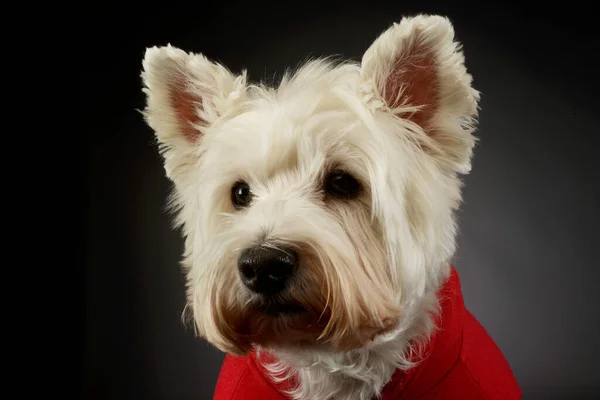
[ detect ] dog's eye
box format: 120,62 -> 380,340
231,180 -> 253,210
325,171 -> 360,199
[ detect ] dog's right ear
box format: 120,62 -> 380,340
141,45 -> 247,168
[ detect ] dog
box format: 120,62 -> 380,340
141,14 -> 521,400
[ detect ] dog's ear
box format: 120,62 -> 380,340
360,15 -> 480,173
141,45 -> 247,164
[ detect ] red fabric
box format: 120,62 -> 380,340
213,267 -> 521,399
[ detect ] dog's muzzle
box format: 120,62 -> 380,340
237,246 -> 298,296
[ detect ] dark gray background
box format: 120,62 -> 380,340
83,1 -> 599,399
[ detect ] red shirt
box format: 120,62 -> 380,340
214,267 -> 521,399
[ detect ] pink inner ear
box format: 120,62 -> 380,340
384,43 -> 438,131
169,79 -> 204,143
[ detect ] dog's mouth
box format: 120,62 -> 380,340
257,301 -> 307,317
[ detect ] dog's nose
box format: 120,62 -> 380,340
237,246 -> 298,295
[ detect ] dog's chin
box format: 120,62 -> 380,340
239,300 -> 328,348
222,306 -> 399,357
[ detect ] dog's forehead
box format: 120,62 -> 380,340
206,89 -> 374,179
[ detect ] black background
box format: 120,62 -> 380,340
83,1 -> 599,398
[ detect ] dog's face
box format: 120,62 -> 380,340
141,15 -> 479,355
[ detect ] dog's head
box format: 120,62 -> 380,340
141,15 -> 479,355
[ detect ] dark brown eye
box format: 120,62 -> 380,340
231,180 -> 252,210
325,171 -> 360,199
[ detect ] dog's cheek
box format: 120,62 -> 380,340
332,315 -> 399,350
328,329 -> 373,351
201,324 -> 252,356
216,324 -> 255,356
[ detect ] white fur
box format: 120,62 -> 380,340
141,14 -> 479,400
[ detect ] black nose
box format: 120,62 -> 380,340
237,246 -> 298,295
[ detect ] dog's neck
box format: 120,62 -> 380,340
256,266 -> 464,400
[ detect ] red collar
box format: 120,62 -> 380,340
249,267 -> 465,399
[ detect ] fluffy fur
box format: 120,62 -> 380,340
141,14 -> 480,400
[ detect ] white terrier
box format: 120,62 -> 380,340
141,14 -> 521,400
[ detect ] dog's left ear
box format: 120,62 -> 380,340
360,15 -> 480,173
